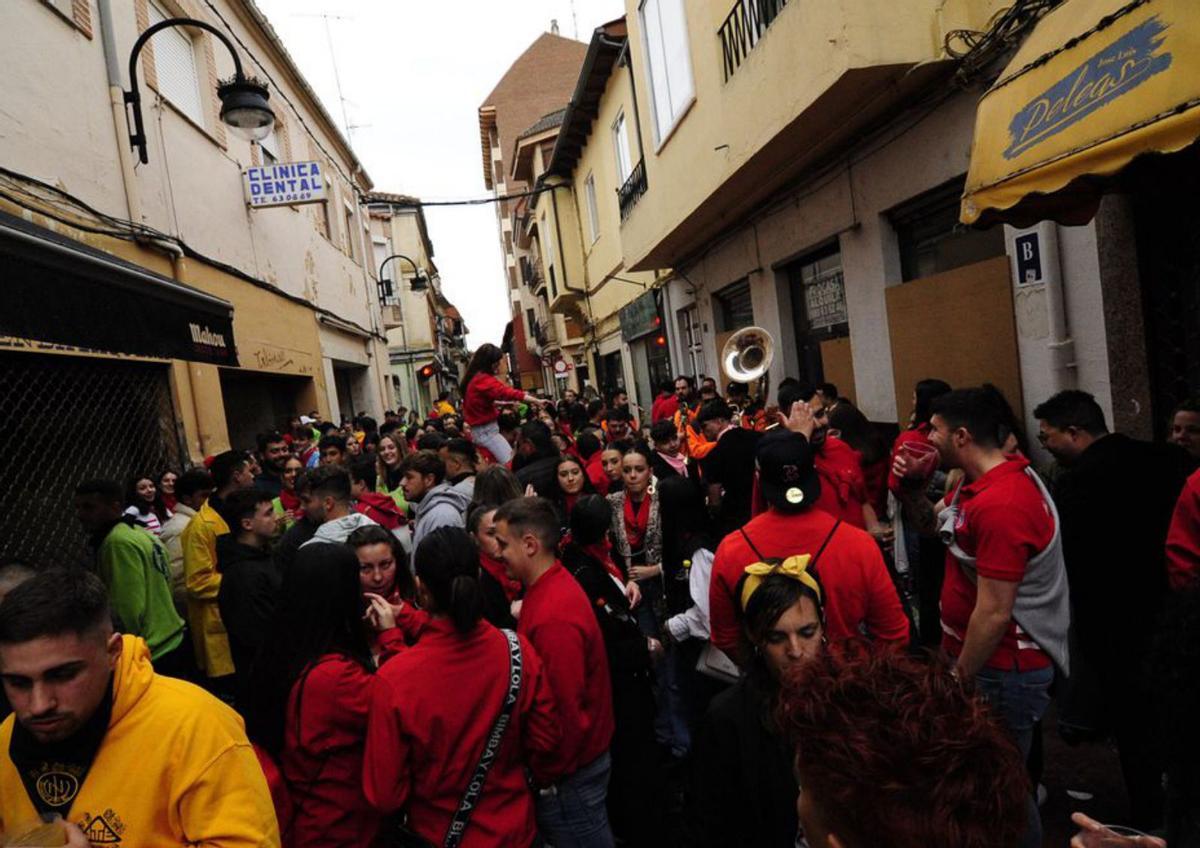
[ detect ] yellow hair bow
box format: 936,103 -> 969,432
740,554 -> 822,612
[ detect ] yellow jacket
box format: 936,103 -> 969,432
181,499 -> 234,677
0,635 -> 280,847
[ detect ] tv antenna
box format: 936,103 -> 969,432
292,12 -> 360,141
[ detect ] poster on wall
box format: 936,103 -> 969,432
804,268 -> 848,330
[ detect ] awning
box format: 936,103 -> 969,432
0,212 -> 238,365
961,0 -> 1200,227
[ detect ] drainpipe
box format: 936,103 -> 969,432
97,0 -> 143,224
1029,222 -> 1076,391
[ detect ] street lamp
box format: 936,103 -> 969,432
124,17 -> 274,164
378,254 -> 429,296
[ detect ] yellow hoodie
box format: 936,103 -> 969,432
0,635 -> 280,847
180,499 -> 234,677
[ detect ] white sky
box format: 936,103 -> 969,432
255,0 -> 626,348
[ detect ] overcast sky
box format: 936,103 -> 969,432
255,0 -> 626,348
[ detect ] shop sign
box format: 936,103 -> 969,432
619,290 -> 660,342
1013,231 -> 1044,286
244,161 -> 327,208
804,268 -> 848,330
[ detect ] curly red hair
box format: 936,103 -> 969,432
777,642 -> 1029,848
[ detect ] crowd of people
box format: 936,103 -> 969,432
1,340 -> 1199,847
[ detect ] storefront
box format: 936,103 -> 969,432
961,0 -> 1200,433
619,289 -> 670,411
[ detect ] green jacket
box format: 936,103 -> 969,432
97,522 -> 186,661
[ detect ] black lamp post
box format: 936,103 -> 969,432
125,17 -> 275,164
378,254 -> 429,297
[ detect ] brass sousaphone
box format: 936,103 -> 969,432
721,326 -> 775,423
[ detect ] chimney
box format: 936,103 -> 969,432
550,18 -> 560,35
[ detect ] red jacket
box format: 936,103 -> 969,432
813,436 -> 869,528
282,630 -> 406,848
518,562 -> 615,778
1167,468 -> 1200,591
709,508 -> 910,658
355,491 -> 406,531
364,619 -> 561,848
463,373 -> 526,426
651,393 -> 679,423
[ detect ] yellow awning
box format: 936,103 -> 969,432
961,0 -> 1200,227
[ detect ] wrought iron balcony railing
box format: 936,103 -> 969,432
617,159 -> 648,222
719,0 -> 789,82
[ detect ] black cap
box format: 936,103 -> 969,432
695,399 -> 733,425
756,430 -> 821,513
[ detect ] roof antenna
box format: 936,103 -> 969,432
550,18 -> 560,35
570,0 -> 579,39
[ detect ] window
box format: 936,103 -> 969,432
713,280 -> 754,332
613,112 -> 633,184
786,244 -> 847,384
343,199 -> 358,263
147,1 -> 206,126
639,0 -> 695,144
678,305 -> 707,379
259,124 -> 280,165
891,178 -> 1006,282
584,173 -> 600,243
526,308 -> 538,342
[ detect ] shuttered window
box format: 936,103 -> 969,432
147,1 -> 206,127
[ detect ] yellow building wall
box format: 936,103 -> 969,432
619,0 -> 949,267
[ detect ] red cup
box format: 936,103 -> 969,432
899,440 -> 940,480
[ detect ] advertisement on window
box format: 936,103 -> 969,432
804,268 -> 848,330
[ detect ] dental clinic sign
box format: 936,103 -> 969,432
243,161 -> 327,208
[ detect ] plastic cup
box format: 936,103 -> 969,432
898,440 -> 940,480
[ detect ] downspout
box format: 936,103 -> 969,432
97,0 -> 143,224
610,38 -> 646,164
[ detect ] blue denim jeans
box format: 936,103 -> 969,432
535,752 -> 615,848
975,664 -> 1054,848
470,420 -> 514,465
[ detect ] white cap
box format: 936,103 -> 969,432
299,415 -> 316,425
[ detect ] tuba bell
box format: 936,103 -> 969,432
721,326 -> 775,423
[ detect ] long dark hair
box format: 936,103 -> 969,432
827,402 -> 888,466
347,524 -> 417,603
912,379 -> 952,429
658,475 -> 714,568
414,527 -> 485,633
246,543 -> 374,757
126,473 -> 170,523
462,343 -> 505,391
552,454 -> 597,522
472,465 -> 523,510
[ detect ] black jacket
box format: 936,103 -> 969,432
1053,434 -> 1192,655
515,454 -> 560,499
216,536 -> 281,708
686,675 -> 798,848
561,544 -> 651,679
273,517 -> 318,573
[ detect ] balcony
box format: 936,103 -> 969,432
617,159 -> 647,222
719,0 -> 789,82
381,304 -> 403,330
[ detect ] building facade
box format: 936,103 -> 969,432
477,31 -> 588,391
0,0 -> 392,566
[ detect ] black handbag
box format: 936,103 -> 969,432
381,629 -> 524,848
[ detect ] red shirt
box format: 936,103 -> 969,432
282,631 -> 406,848
364,619 -> 561,848
939,458 -> 1055,671
888,425 -> 933,493
1167,468 -> 1200,591
518,562 -> 614,777
709,508 -> 910,657
355,491 -> 406,530
463,372 -> 526,426
813,436 -> 868,529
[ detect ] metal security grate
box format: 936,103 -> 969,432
0,351 -> 185,570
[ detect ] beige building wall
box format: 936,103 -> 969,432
1,0 -> 391,446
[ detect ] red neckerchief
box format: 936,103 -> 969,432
624,494 -> 650,551
564,492 -> 580,517
582,538 -> 626,582
480,552 -> 521,602
279,488 -> 301,516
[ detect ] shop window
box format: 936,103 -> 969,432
677,304 -> 707,379
785,243 -> 848,385
891,177 -> 1006,282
